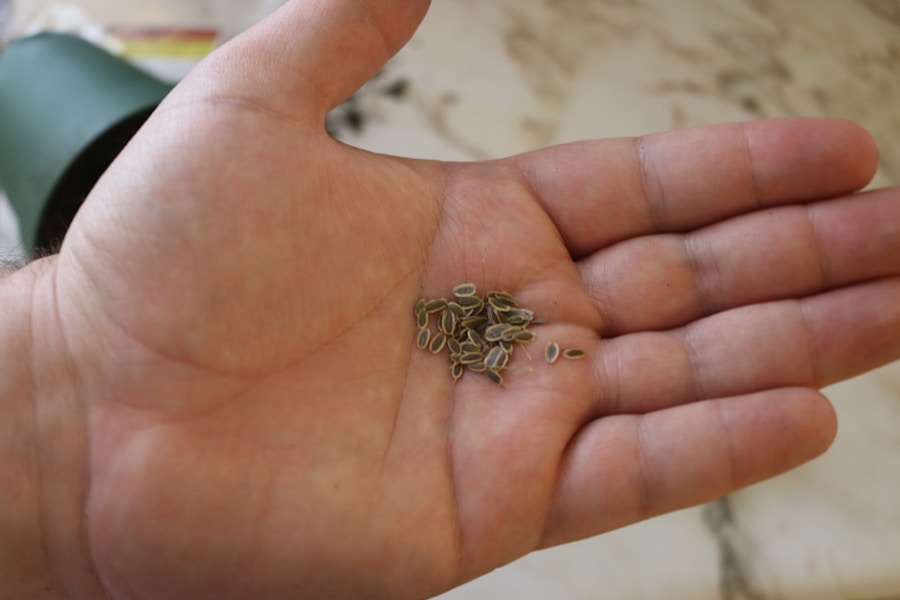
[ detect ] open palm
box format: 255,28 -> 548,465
41,1 -> 900,599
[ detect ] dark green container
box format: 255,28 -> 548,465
0,33 -> 173,255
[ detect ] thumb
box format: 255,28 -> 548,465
178,0 -> 431,124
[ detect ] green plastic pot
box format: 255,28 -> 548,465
0,33 -> 173,255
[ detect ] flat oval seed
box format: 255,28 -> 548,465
468,362 -> 487,373
563,348 -> 587,360
425,298 -> 448,313
451,362 -> 464,381
457,295 -> 483,310
440,309 -> 458,336
452,283 -> 478,297
429,332 -> 447,353
514,330 -> 536,343
446,302 -> 466,317
459,352 -> 484,365
501,326 -> 524,342
485,369 -> 505,386
417,328 -> 431,350
415,299 -> 426,317
417,310 -> 428,329
485,346 -> 508,370
545,342 -> 560,364
484,323 -> 510,342
460,341 -> 481,354
499,340 -> 513,354
447,337 -> 463,355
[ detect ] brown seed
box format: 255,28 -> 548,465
460,341 -> 481,354
459,352 -> 484,365
457,295 -> 484,311
446,301 -> 466,317
468,362 -> 487,373
417,310 -> 428,329
514,330 -> 536,343
563,348 -> 587,360
545,342 -> 560,363
447,337 -> 462,355
417,328 -> 431,350
485,369 -> 505,386
500,326 -> 524,342
466,329 -> 484,348
451,362 -> 464,381
424,298 -> 448,313
452,283 -> 478,298
429,332 -> 447,353
484,323 -> 511,342
484,346 -> 509,370
414,299 -> 426,318
499,340 -> 513,354
440,309 -> 458,337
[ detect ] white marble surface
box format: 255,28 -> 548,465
3,1 -> 900,598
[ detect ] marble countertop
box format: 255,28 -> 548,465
3,1 -> 900,598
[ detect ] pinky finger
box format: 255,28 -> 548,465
539,387 -> 837,549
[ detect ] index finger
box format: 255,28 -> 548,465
511,118 -> 878,256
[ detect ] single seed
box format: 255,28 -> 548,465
466,329 -> 484,348
468,362 -> 487,373
506,313 -> 529,326
485,369 -> 505,386
484,323 -> 511,342
460,341 -> 481,354
457,295 -> 483,310
500,326 -> 524,342
447,337 -> 462,355
446,301 -> 466,317
545,342 -> 560,364
484,346 -> 509,370
425,298 -> 448,313
499,340 -> 513,354
429,332 -> 447,353
451,362 -> 464,381
563,348 -> 587,360
417,328 -> 431,350
514,330 -> 537,343
452,283 -> 478,297
486,304 -> 502,325
417,310 -> 428,329
440,309 -> 458,336
459,352 -> 484,365
460,315 -> 487,329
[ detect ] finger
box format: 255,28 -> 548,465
591,277 -> 900,416
511,118 -> 878,256
579,187 -> 900,335
539,388 -> 836,548
180,0 -> 430,122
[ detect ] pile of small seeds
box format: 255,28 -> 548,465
415,283 -> 538,385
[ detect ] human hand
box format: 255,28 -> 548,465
29,0 -> 900,598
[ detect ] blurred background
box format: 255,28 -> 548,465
1,1 -> 899,598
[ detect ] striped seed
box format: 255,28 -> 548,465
457,295 -> 484,311
440,309 -> 458,337
424,298 -> 448,313
545,342 -> 560,364
484,323 -> 511,343
468,362 -> 487,373
484,346 -> 509,370
466,329 -> 484,348
417,328 -> 431,350
447,337 -> 462,355
459,352 -> 484,365
460,315 -> 487,329
460,341 -> 481,354
500,326 -> 524,342
563,348 -> 587,360
485,369 -> 505,386
446,301 -> 466,317
452,283 -> 478,298
429,332 -> 447,354
514,330 -> 536,343
417,310 -> 428,329
499,340 -> 513,354
451,362 -> 464,381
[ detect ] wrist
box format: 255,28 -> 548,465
0,259 -> 108,598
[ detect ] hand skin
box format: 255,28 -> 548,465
2,1 -> 900,598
